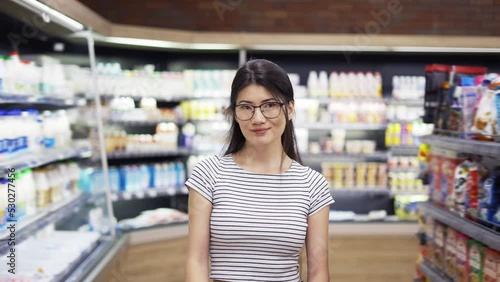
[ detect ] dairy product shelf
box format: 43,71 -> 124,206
419,202 -> 500,251
0,93 -> 86,109
0,192 -> 91,255
421,135 -> 500,158
106,148 -> 191,159
0,141 -> 92,171
111,186 -> 189,201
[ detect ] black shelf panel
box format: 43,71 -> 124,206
419,202 -> 500,251
303,151 -> 389,162
295,123 -> 388,130
418,261 -> 452,282
0,192 -> 91,255
0,141 -> 92,172
421,135 -> 500,158
296,97 -> 386,104
0,93 -> 86,109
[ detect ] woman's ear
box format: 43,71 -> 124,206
287,101 -> 295,121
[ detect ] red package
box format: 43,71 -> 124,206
444,227 -> 457,278
433,221 -> 446,270
441,151 -> 464,209
483,248 -> 500,282
455,232 -> 469,282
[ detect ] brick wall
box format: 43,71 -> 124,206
78,0 -> 500,36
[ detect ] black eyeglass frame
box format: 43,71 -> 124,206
233,102 -> 286,121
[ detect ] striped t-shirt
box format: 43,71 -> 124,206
185,155 -> 334,282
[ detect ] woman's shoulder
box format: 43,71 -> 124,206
193,154 -> 224,169
291,161 -> 325,180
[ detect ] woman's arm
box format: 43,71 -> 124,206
185,188 -> 212,282
306,206 -> 330,282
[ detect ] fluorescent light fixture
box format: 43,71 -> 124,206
104,36 -> 239,50
10,0 -> 84,32
391,46 -> 500,53
248,44 -> 391,52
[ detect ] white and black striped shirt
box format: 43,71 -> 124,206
186,155 -> 334,282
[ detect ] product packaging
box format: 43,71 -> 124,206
429,151 -> 443,206
468,240 -> 485,282
424,216 -> 435,263
433,221 -> 446,270
471,82 -> 499,141
465,160 -> 489,221
455,232 -> 469,282
441,151 -> 465,208
454,160 -> 471,216
483,248 -> 500,282
478,167 -> 500,224
444,227 -> 457,278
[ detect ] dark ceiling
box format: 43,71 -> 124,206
77,0 -> 500,36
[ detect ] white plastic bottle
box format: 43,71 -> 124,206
24,169 -> 37,216
33,169 -> 50,208
307,71 -> 319,98
318,71 -> 329,98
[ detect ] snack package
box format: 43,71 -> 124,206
471,82 -> 499,141
468,240 -> 484,282
455,232 -> 470,282
454,160 -> 471,215
433,221 -> 446,270
483,248 -> 500,282
441,151 -> 465,208
479,167 -> 500,224
444,227 -> 457,278
429,151 -> 443,205
424,216 -> 435,263
466,161 -> 489,221
460,86 -> 480,138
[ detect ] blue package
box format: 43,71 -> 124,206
489,167 -> 500,225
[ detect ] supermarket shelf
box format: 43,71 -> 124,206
303,151 -> 388,162
97,94 -> 189,103
418,261 -> 452,282
0,141 -> 92,171
419,201 -> 500,251
387,99 -> 424,106
68,235 -> 127,282
295,123 -> 387,130
0,192 -> 91,255
111,187 -> 189,201
296,97 -> 386,104
0,93 -> 86,109
330,188 -> 390,196
106,148 -> 191,159
421,135 -> 500,158
107,119 -> 179,126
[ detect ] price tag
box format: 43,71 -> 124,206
147,190 -> 158,198
135,191 -> 145,199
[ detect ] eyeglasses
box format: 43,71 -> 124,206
234,102 -> 285,121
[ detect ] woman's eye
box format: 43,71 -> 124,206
240,105 -> 252,111
264,102 -> 278,109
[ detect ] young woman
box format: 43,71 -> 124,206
185,59 -> 334,282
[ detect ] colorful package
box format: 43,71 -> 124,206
454,160 -> 471,215
433,221 -> 446,270
468,240 -> 484,282
455,232 -> 469,282
471,82 -> 499,141
461,86 -> 479,138
444,227 -> 457,278
441,151 -> 464,208
483,248 -> 500,282
429,152 -> 443,205
424,216 -> 435,263
479,167 -> 500,223
466,161 -> 489,221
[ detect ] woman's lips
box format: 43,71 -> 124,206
251,128 -> 269,135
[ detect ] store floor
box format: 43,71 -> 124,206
111,235 -> 419,282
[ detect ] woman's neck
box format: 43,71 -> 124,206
233,143 -> 292,174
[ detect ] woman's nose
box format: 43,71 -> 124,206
252,108 -> 266,123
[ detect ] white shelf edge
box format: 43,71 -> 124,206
421,135 -> 500,158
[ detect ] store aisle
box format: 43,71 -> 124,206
114,235 -> 418,282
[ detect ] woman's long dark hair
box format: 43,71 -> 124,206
223,59 -> 302,164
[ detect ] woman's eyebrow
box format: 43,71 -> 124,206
236,98 -> 278,104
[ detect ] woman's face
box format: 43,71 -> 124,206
235,84 -> 294,149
